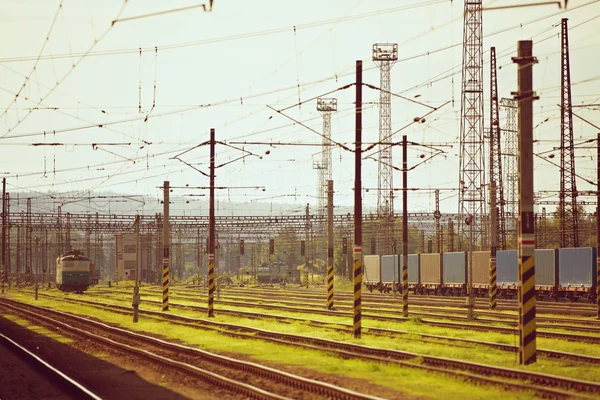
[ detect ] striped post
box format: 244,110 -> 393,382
514,40 -> 537,365
207,254 -> 215,317
353,245 -> 362,338
162,259 -> 169,311
327,180 -> 334,310
490,252 -> 497,310
327,261 -> 334,310
401,255 -> 408,317
490,182 -> 498,310
1,267 -> 5,294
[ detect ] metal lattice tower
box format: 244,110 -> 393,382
457,1 -> 484,250
500,97 -> 517,248
560,18 -> 579,248
313,98 -> 337,215
373,43 -> 397,254
489,47 -> 507,250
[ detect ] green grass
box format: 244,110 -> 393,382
7,289 -> 600,385
2,291 -> 538,400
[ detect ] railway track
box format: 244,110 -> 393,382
0,331 -> 102,400
0,298 -> 381,400
3,296 -> 598,399
19,291 -> 600,366
223,285 -> 599,311
106,285 -> 600,323
85,289 -> 600,341
143,288 -> 600,327
217,286 -> 600,317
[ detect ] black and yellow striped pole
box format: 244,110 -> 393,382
162,180 -> 170,311
514,40 -> 537,365
207,128 -> 216,318
489,182 -> 498,310
327,180 -> 334,310
353,60 -> 363,338
1,268 -> 5,294
402,135 -> 408,318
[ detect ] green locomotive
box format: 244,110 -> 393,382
56,250 -> 93,293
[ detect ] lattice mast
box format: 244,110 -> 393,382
560,18 -> 579,248
500,98 -> 517,248
373,43 -> 397,254
314,98 -> 337,215
457,1 -> 485,250
489,47 -> 507,250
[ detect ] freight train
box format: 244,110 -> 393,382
56,250 -> 95,293
364,247 -> 598,302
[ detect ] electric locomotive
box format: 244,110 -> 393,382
56,249 -> 93,293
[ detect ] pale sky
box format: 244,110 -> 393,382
0,0 -> 599,217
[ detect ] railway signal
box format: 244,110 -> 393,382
342,237 -> 348,255
269,239 -> 274,255
240,239 -> 244,255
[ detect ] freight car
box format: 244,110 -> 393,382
363,247 -> 597,302
56,250 -> 94,293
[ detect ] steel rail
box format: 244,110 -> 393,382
7,294 -> 600,398
0,332 -> 102,400
0,298 -> 382,400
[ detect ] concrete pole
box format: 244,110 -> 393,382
34,237 -> 39,300
305,203 -> 310,288
133,215 -> 140,323
597,132 -> 600,319
514,40 -> 537,365
162,181 -> 170,311
402,135 -> 408,318
327,180 -> 334,310
208,128 -> 216,317
490,182 -> 498,310
353,60 -> 363,338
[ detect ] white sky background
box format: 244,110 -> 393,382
0,0 -> 599,216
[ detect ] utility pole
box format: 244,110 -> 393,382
560,18 -> 579,248
304,203 -> 310,288
513,39 -> 537,365
448,218 -> 454,252
34,237 -> 39,300
596,132 -> 600,319
26,198 -> 32,285
162,181 -> 170,311
402,135 -> 408,318
490,182 -> 498,310
133,215 -> 140,323
490,47 -> 507,251
207,128 -> 216,317
327,180 -> 334,310
434,190 -> 441,253
1,178 -> 6,294
353,60 -> 363,338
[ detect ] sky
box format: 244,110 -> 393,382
0,0 -> 599,217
